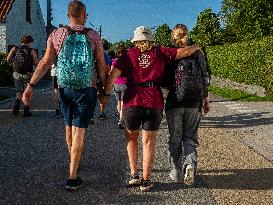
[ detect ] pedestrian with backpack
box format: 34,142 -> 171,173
164,24 -> 210,186
7,34 -> 38,116
50,64 -> 62,118
104,26 -> 200,192
22,1 -> 107,191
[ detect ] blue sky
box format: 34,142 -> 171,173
39,0 -> 222,43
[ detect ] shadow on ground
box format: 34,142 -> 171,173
200,112 -> 273,128
200,168 -> 273,190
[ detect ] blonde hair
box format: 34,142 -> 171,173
172,24 -> 189,46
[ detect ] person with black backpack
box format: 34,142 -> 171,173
164,24 -> 210,186
7,34 -> 38,116
104,26 -> 200,192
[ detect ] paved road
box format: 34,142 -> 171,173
0,88 -> 273,204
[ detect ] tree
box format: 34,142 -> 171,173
154,24 -> 172,47
191,8 -> 222,46
220,0 -> 273,42
102,38 -> 112,50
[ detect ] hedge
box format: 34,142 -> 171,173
206,36 -> 273,95
0,52 -> 13,87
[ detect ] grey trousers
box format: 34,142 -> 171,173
166,107 -> 202,180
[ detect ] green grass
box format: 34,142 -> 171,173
209,85 -> 273,102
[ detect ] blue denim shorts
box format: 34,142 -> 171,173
59,87 -> 94,128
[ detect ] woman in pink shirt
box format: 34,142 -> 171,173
104,26 -> 200,192
112,43 -> 127,128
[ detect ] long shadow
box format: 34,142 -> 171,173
200,112 -> 273,128
199,168 -> 273,190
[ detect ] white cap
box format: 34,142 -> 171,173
131,26 -> 154,43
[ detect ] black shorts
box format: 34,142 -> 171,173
52,76 -> 58,89
122,106 -> 163,131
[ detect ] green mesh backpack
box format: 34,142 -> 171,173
56,26 -> 95,89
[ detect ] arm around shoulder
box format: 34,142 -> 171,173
175,45 -> 200,60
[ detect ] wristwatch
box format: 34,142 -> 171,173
28,82 -> 36,88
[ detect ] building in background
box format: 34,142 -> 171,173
0,0 -> 46,58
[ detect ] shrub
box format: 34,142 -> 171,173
0,52 -> 13,87
207,36 -> 273,95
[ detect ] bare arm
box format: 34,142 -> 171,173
6,47 -> 16,63
31,49 -> 39,66
175,45 -> 200,60
104,68 -> 121,95
95,46 -> 107,86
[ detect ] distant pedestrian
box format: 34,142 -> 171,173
22,0 -> 107,191
50,64 -> 62,118
104,26 -> 200,192
164,24 -> 210,185
7,34 -> 38,117
112,43 -> 127,128
98,44 -> 112,120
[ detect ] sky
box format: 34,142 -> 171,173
39,0 -> 222,43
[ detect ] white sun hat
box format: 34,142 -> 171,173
131,26 -> 154,43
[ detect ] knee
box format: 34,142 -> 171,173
125,129 -> 139,141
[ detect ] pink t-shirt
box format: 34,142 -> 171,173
114,47 -> 177,110
112,58 -> 127,84
47,24 -> 103,87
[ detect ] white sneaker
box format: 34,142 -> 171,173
126,174 -> 141,187
140,179 -> 153,192
169,169 -> 180,182
183,164 -> 195,186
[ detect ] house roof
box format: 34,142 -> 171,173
0,0 -> 14,23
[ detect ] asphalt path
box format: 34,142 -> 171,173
1,88 -> 273,204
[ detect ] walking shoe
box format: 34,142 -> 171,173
89,118 -> 95,125
65,177 -> 83,191
126,174 -> 141,187
55,109 -> 62,118
183,164 -> 195,186
12,100 -> 20,116
118,121 -> 124,129
99,112 -> 106,120
169,169 -> 180,182
23,106 -> 32,117
140,179 -> 153,192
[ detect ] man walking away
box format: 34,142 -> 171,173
7,34 -> 38,116
22,1 -> 107,191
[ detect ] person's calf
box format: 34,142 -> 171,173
23,106 -> 32,117
12,99 -> 20,116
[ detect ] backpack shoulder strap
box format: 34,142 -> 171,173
81,28 -> 91,35
65,26 -> 75,35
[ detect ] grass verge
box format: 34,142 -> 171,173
209,85 -> 273,102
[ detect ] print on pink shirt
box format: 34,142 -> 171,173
138,53 -> 151,69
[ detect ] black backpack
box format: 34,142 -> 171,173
13,46 -> 33,74
172,50 -> 209,102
